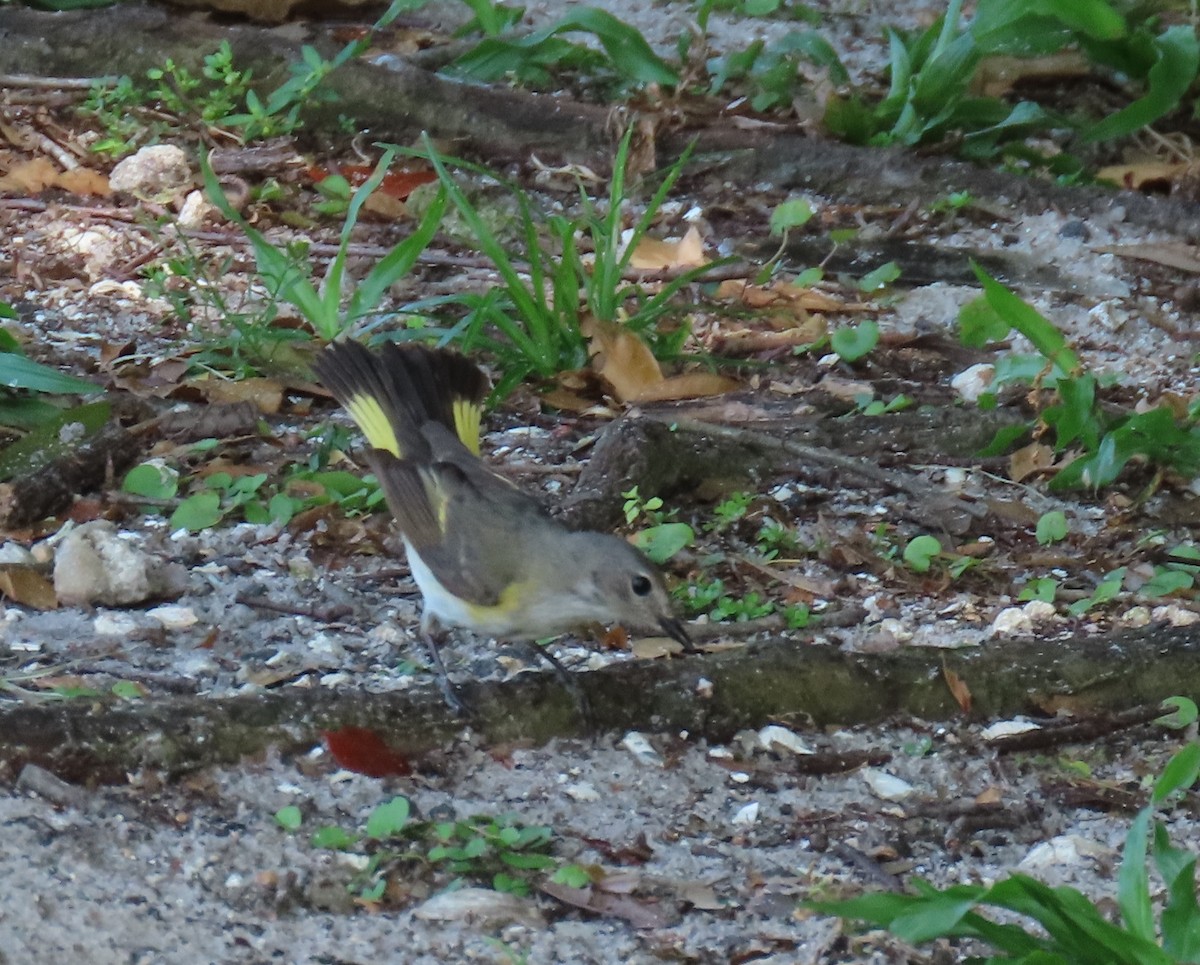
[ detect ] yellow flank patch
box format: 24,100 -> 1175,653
452,398 -> 482,455
347,394 -> 401,456
463,579 -> 529,622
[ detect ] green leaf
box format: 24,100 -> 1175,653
450,6 -> 678,87
1153,743 -> 1200,804
123,463 -> 179,500
274,805 -> 303,831
169,491 -> 223,532
1155,822 -> 1200,960
552,864 -> 592,888
903,534 -> 941,573
110,679 -> 143,699
1035,510 -> 1067,546
630,523 -> 695,564
365,795 -> 410,839
957,295 -> 1010,347
857,261 -> 900,292
1140,568 -> 1194,598
770,198 -> 814,235
0,353 -> 99,394
1156,697 -> 1199,730
830,319 -> 879,362
1118,807 -> 1155,942
500,851 -> 556,870
971,263 -> 1079,374
1085,26 -> 1200,143
311,825 -> 358,849
0,401 -> 111,483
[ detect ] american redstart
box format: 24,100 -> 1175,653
314,341 -> 693,712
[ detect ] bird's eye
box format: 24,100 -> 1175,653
631,574 -> 652,597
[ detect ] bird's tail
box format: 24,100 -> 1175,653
313,341 -> 489,458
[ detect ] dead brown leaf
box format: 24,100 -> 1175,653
1098,242 -> 1200,274
627,225 -> 706,271
1096,162 -> 1196,194
975,785 -> 1003,806
0,158 -> 110,196
0,564 -> 57,609
583,316 -> 737,403
1009,442 -> 1055,483
540,881 -> 675,929
943,665 -> 972,714
199,376 -> 284,414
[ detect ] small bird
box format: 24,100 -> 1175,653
313,340 -> 693,713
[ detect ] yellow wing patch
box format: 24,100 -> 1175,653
452,398 -> 482,455
346,393 -> 402,457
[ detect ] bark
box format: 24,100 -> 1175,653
3,622 -> 1197,781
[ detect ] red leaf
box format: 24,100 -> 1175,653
323,727 -> 412,777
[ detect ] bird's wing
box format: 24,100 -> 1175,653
367,448 -> 554,608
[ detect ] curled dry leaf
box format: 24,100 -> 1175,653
627,225 -> 707,271
582,316 -> 738,403
943,665 -> 972,714
0,158 -> 110,197
1009,442 -> 1055,483
199,376 -> 284,414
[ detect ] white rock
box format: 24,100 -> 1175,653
147,604 -> 198,629
757,724 -> 814,755
1153,604 -> 1200,627
1121,605 -> 1151,627
563,782 -> 600,803
991,606 -> 1033,637
54,520 -> 187,607
731,802 -> 759,826
951,363 -> 995,403
1022,600 -> 1058,624
109,145 -> 191,201
415,887 -> 544,928
177,190 -> 214,228
93,612 -> 140,636
1020,835 -> 1112,871
0,542 -> 34,565
862,768 -> 915,801
981,719 -> 1042,741
620,731 -> 663,767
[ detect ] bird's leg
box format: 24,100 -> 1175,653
418,616 -> 470,717
522,641 -> 594,733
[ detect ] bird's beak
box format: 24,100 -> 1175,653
660,616 -> 696,654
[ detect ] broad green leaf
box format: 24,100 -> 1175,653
123,463 -> 179,500
630,523 -> 695,564
1156,697 -> 1199,730
311,825 -> 358,849
857,261 -> 900,293
830,319 -> 879,362
770,198 -> 814,235
1140,569 -> 1193,598
1035,511 -> 1067,545
957,295 -> 1010,347
274,805 -> 302,831
365,795 -> 410,839
903,534 -> 941,573
169,491 -> 223,532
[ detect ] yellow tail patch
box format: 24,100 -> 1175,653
346,393 -> 402,456
452,398 -> 483,455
